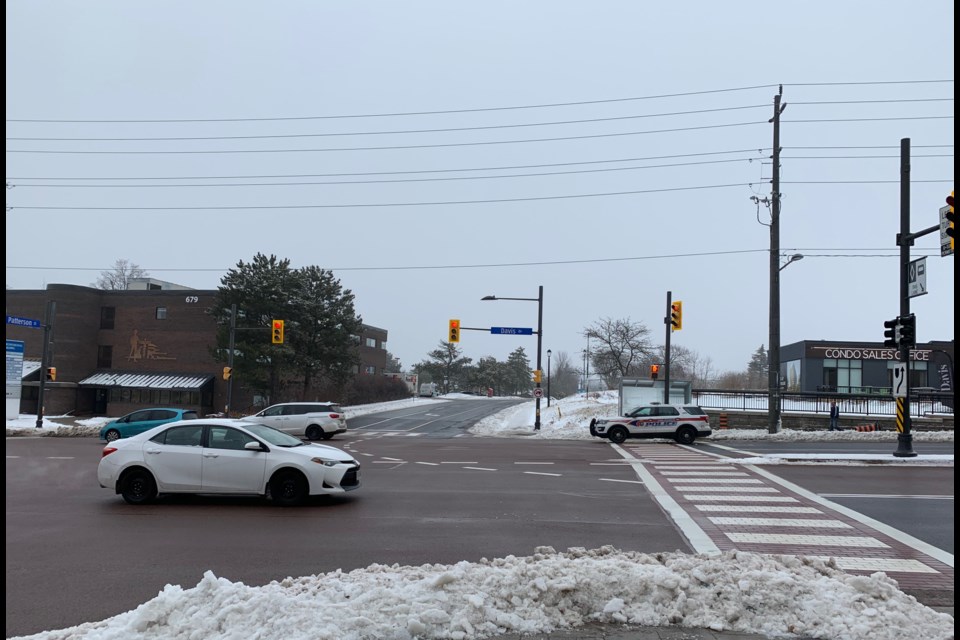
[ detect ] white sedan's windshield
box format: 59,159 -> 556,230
241,422 -> 305,447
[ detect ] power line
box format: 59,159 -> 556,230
5,84 -> 781,123
9,158 -> 952,189
7,158 -> 764,189
4,104 -> 770,141
9,178 -> 952,211
4,148 -> 769,181
6,80 -> 951,124
7,182 -> 757,210
4,121 -> 767,154
5,248 -> 941,274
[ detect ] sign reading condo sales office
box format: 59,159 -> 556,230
809,346 -> 932,361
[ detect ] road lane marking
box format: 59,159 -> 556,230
523,471 -> 561,477
599,478 -> 644,484
463,467 -> 497,472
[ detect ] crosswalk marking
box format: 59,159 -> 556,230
695,505 -> 822,514
708,517 -> 852,528
808,557 -> 940,573
726,532 -> 890,548
667,478 -> 764,484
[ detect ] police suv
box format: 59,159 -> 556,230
589,403 -> 712,445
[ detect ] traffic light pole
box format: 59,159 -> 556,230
893,139 -> 940,457
663,291 -> 672,404
34,300 -> 56,430
225,303 -> 237,416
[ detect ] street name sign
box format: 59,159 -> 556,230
6,315 -> 41,328
490,327 -> 533,335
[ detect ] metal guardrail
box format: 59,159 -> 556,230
691,389 -> 954,418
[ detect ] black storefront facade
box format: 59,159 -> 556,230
780,339 -> 954,396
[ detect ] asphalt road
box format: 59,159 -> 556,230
5,411 -> 954,637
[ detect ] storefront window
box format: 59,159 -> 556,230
823,358 -> 862,393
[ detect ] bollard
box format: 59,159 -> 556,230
719,413 -> 728,430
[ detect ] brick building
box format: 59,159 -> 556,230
6,283 -> 389,418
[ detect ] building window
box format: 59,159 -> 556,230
156,307 -> 167,320
100,307 -> 116,330
365,337 -> 377,348
822,358 -> 863,393
364,365 -> 376,375
97,346 -> 113,369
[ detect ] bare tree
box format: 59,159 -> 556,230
547,350 -> 579,398
584,317 -> 655,388
93,259 -> 149,290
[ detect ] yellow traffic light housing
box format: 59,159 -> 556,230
650,364 -> 660,380
947,191 -> 955,252
532,369 -> 542,383
670,301 -> 683,331
222,366 -> 233,380
45,367 -> 57,381
272,320 -> 285,344
448,319 -> 460,343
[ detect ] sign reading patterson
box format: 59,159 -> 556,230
6,315 -> 41,329
490,327 -> 533,335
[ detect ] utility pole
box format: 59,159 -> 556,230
767,86 -> 786,434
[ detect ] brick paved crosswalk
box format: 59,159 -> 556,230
617,443 -> 954,593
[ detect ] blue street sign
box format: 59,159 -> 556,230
490,327 -> 533,335
6,315 -> 41,329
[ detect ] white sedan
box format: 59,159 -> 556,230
98,418 -> 361,507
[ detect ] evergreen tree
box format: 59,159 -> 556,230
747,345 -> 768,389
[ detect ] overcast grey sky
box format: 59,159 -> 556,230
5,1 -> 954,375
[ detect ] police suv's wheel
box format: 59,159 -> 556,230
675,426 -> 697,445
607,426 -> 628,444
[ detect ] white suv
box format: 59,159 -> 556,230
589,403 -> 712,445
242,402 -> 347,441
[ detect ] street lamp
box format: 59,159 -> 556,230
770,252 -> 805,433
780,253 -> 804,271
481,286 -> 544,430
546,349 -> 552,407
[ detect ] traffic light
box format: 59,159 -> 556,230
650,364 -> 660,380
222,366 -> 232,381
448,319 -> 460,343
947,191 -> 955,251
899,314 -> 916,349
532,369 -> 542,383
883,318 -> 900,348
271,319 -> 284,344
670,301 -> 683,331
45,367 -> 57,382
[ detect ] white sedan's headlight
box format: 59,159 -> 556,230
311,457 -> 342,467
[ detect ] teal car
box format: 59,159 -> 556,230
99,408 -> 199,442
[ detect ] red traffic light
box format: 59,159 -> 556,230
947,194 -> 955,208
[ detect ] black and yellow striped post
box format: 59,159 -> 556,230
894,397 -> 905,433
